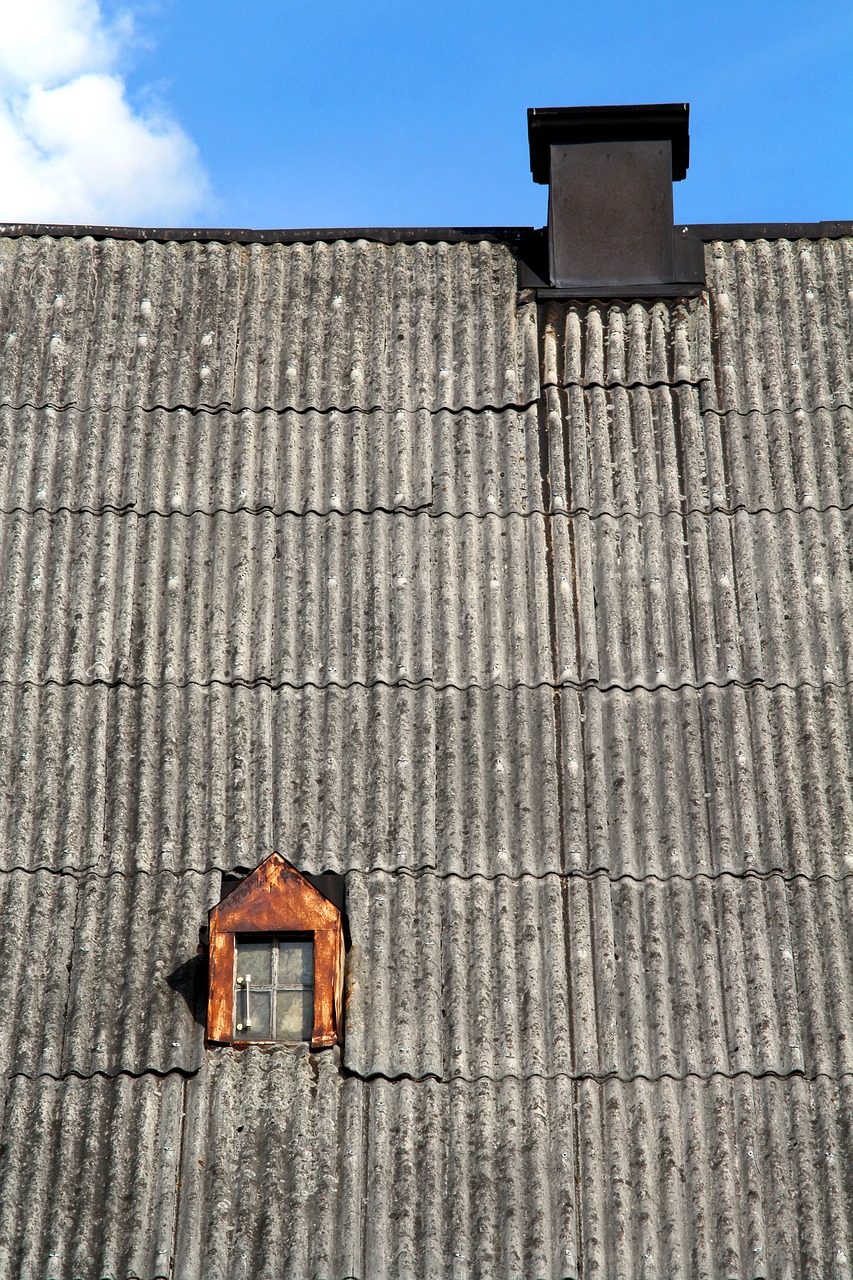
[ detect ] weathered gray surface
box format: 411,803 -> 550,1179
576,1074 -> 853,1280
174,1050 -> 578,1280
0,236 -> 539,412
0,403 -> 546,517
1,229 -> 852,1279
0,1072 -> 182,1280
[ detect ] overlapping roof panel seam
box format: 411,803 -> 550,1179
7,1063 -> 853,1088
3,864 -> 851,887
336,1065 -> 853,1088
2,673 -> 852,696
0,398 -> 543,417
5,499 -> 853,520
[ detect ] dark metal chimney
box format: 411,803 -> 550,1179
526,103 -> 704,295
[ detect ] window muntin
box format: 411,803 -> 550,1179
235,935 -> 314,1042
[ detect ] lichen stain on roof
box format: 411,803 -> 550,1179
0,227 -> 852,1277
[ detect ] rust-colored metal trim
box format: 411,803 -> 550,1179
207,852 -> 345,1049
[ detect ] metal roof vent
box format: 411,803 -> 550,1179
526,103 -> 704,296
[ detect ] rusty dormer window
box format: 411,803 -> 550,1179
207,852 -> 345,1048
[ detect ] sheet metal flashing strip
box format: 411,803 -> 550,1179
0,221 -> 850,246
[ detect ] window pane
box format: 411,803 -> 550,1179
236,988 -> 272,1040
276,988 -> 314,1041
278,939 -> 313,985
235,938 -> 273,985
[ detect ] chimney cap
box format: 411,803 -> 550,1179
528,103 -> 690,184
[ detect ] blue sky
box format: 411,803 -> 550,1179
3,0 -> 852,227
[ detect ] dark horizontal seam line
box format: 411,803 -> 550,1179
6,497 -> 853,521
545,378 -> 850,419
2,673 -> 853,696
340,1065 -> 853,1087
700,399 -> 853,420
548,382 -> 853,419
0,396 -> 543,418
345,867 -> 853,887
2,865 -> 850,887
573,498 -> 853,520
4,1065 -> 200,1084
544,376 -> 711,395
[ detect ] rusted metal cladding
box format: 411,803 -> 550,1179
207,852 -> 344,1048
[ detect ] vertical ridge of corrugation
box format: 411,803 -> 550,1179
0,1073 -> 182,1280
61,868 -> 219,1075
575,1076 -> 853,1280
343,871 -> 570,1082
0,870 -> 77,1075
0,236 -> 243,410
707,238 -> 853,415
0,509 -> 138,682
269,684 -> 436,875
230,240 -> 538,413
540,295 -> 716,397
105,684 -> 275,873
0,683 -> 108,871
553,506 -> 853,689
434,687 -> 562,877
566,873 -> 819,1078
561,684 -> 853,878
545,380 -> 853,517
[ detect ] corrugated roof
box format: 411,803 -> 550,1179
562,683 -> 853,878
20,860 -> 851,1084
343,870 -> 571,1081
174,1050 -> 578,1280
575,1074 -> 853,1280
543,382 -> 853,517
0,236 -> 539,413
0,1072 -> 182,1280
2,225 -> 853,1280
0,403 -> 546,518
555,506 -> 853,690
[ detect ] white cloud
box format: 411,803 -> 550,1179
0,0 -> 210,224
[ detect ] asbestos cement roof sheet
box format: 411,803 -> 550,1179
555,506 -> 853,690
541,236 -> 853,419
0,683 -> 564,876
0,870 -> 77,1076
560,683 -> 853,879
33,863 -> 853,1084
575,1074 -> 853,1280
0,236 -> 539,414
343,870 -> 571,1081
0,402 -> 548,519
174,1050 -> 578,1280
705,236 -> 853,415
0,1071 -> 182,1280
567,871 -> 853,1079
542,382 -> 853,517
0,509 -> 564,688
0,683 -> 107,872
540,294 -> 715,397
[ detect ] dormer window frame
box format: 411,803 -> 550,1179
206,853 -> 345,1049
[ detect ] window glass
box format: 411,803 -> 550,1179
234,935 -> 314,1042
236,988 -> 272,1040
235,938 -> 273,985
276,989 -> 314,1041
279,939 -> 313,984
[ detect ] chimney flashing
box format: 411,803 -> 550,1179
526,102 -> 703,295
528,103 -> 690,183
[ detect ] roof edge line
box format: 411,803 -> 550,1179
0,220 -> 852,245
0,222 -> 536,246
